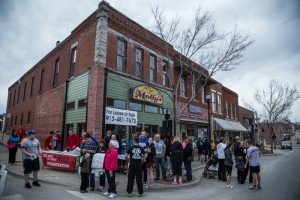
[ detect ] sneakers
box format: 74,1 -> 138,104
226,184 -> 234,189
108,193 -> 117,198
80,190 -> 85,193
143,182 -> 148,187
171,180 -> 177,185
258,185 -> 262,189
103,192 -> 111,196
139,193 -> 144,197
127,193 -> 132,197
178,180 -> 183,185
25,182 -> 31,189
249,185 -> 258,190
32,181 -> 41,187
90,188 -> 95,191
97,186 -> 104,191
147,185 -> 154,190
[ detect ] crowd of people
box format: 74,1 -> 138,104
6,126 -> 261,198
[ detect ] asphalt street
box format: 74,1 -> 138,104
2,145 -> 300,200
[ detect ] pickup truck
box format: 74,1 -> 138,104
281,140 -> 292,150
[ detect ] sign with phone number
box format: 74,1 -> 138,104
105,107 -> 138,126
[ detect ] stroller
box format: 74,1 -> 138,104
202,154 -> 218,179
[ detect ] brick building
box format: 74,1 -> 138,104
5,1 -> 247,147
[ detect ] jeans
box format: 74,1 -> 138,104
154,157 -> 167,179
184,161 -> 192,181
218,159 -> 226,181
105,170 -> 116,194
99,171 -> 105,187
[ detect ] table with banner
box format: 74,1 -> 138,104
42,150 -> 80,172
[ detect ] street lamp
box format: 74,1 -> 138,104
206,94 -> 211,156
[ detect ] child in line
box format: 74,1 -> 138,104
80,152 -> 90,193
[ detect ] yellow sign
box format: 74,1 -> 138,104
132,85 -> 163,105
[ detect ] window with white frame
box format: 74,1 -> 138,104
180,75 -> 186,97
150,54 -> 156,82
212,92 -> 216,112
201,88 -> 205,103
162,61 -> 168,87
230,103 -> 233,119
69,47 -> 77,78
217,94 -> 222,114
225,101 -> 229,117
191,76 -> 196,99
117,39 -> 126,72
234,105 -> 237,119
135,47 -> 143,78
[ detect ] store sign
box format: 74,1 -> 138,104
132,85 -> 163,105
105,107 -> 137,126
189,104 -> 202,114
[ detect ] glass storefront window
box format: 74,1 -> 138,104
145,105 -> 158,113
106,98 -> 126,109
145,124 -> 159,138
129,102 -> 142,111
129,124 -> 142,135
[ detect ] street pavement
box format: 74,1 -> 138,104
0,132 -> 205,193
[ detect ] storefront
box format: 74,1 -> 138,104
104,71 -> 174,140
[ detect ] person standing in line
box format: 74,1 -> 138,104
103,140 -> 118,198
217,138 -> 227,182
44,131 -> 58,150
54,129 -> 61,150
224,143 -> 234,189
129,133 -> 136,147
165,137 -> 173,176
16,125 -> 26,140
170,136 -> 183,185
66,129 -> 80,150
95,140 -> 107,191
233,136 -> 241,165
153,134 -> 167,181
196,137 -> 204,162
126,136 -> 146,197
8,129 -> 20,165
245,140 -> 261,190
80,130 -> 87,146
21,130 -> 42,188
138,131 -> 149,186
243,141 -> 253,183
145,137 -> 156,189
104,130 -> 112,149
183,137 -> 194,182
80,152 -> 90,193
202,138 -> 210,163
80,132 -> 98,191
210,140 -> 216,156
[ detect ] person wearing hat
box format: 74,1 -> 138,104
80,132 -> 98,191
21,130 -> 42,188
217,137 -> 226,182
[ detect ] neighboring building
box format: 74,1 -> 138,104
0,114 -> 3,132
238,106 -> 255,141
5,1 -> 244,146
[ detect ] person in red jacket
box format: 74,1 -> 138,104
54,129 -> 61,150
66,129 -> 80,150
16,125 -> 26,140
103,140 -> 118,198
44,131 -> 56,150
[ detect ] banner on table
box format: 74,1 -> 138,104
105,107 -> 137,126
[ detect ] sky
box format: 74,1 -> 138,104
0,0 -> 300,122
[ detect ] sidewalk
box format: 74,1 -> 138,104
0,132 -> 205,192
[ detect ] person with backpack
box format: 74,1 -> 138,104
196,137 -> 203,162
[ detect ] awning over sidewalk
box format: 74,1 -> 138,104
214,118 -> 247,132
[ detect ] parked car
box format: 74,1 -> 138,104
281,140 -> 292,150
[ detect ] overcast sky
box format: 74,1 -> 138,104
1,0 -> 300,122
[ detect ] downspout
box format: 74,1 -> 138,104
61,80 -> 69,150
101,68 -> 108,139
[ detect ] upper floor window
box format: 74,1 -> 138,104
67,101 -> 75,110
225,101 -> 229,117
8,93 -> 11,108
30,76 -> 35,97
217,94 -> 222,114
191,76 -> 196,99
17,86 -> 20,104
129,102 -> 142,111
11,116 -> 13,126
162,61 -> 168,87
27,112 -> 31,124
69,47 -> 77,78
78,98 -> 87,108
150,54 -> 156,82
135,47 -> 143,78
107,98 -> 126,109
230,103 -> 233,119
53,59 -> 59,87
234,105 -> 237,119
212,92 -> 216,113
117,39 -> 126,72
20,113 -> 23,125
39,69 -> 44,93
180,75 -> 187,97
15,115 -> 18,125
145,105 -> 158,113
201,88 -> 205,103
13,90 -> 16,106
23,82 -> 27,101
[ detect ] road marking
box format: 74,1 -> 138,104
1,194 -> 25,200
66,190 -> 107,200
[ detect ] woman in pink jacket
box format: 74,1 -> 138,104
103,140 -> 118,198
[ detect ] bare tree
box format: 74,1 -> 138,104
254,79 -> 300,152
151,5 -> 254,135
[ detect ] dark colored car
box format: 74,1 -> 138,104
281,141 -> 292,150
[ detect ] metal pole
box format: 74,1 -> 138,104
207,99 -> 211,157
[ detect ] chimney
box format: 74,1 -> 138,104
56,41 -> 60,46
